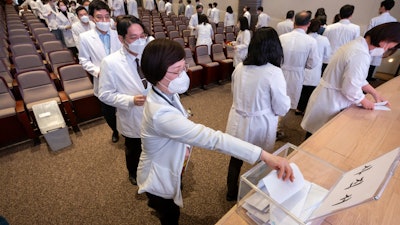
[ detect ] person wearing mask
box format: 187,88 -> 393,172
323,5 -> 360,62
187,4 -> 202,36
276,10 -> 294,36
72,6 -> 95,51
137,38 -> 294,225
301,22 -> 399,138
255,6 -> 270,29
195,14 -> 213,54
82,0 -> 90,11
79,0 -> 122,143
69,1 -> 77,16
225,27 -> 291,201
43,0 -> 64,44
56,0 -> 78,56
99,15 -> 154,186
279,11 -> 319,110
210,2 -> 219,24
177,0 -> 185,16
296,19 -> 331,115
232,16 -> 251,67
366,0 -> 397,81
243,6 -> 251,28
185,0 -> 193,19
224,6 -> 235,28
126,0 -> 138,18
108,0 -> 125,17
164,0 -> 172,16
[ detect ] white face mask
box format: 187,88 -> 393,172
127,38 -> 147,55
369,47 -> 385,57
84,6 -> 89,11
96,21 -> 110,32
166,71 -> 190,94
60,6 -> 67,11
80,15 -> 89,23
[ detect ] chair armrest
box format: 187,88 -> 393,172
15,100 -> 26,114
58,91 -> 70,103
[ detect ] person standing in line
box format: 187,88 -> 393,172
224,5 -> 235,28
206,3 -> 212,20
126,0 -> 138,18
43,0 -> 64,44
137,38 -> 294,225
158,0 -> 165,13
185,0 -> 193,19
164,0 -> 172,16
79,0 -> 122,143
296,19 -> 331,115
187,4 -> 202,36
145,0 -> 154,12
301,22 -> 399,138
255,6 -> 270,29
225,27 -> 291,201
210,2 -> 220,24
366,0 -> 397,81
279,11 -> 320,110
177,0 -> 185,16
72,6 -> 95,52
108,0 -> 125,17
195,14 -> 213,54
243,5 -> 251,28
233,16 -> 251,67
99,15 -> 153,186
276,10 -> 294,36
56,0 -> 78,56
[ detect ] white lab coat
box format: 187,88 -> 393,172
224,12 -> 235,27
158,0 -> 165,12
226,63 -> 290,152
71,21 -> 95,51
98,47 -> 151,138
303,33 -> 331,86
196,23 -> 213,54
279,28 -> 320,109
233,29 -> 251,67
323,19 -> 360,61
137,87 -> 262,207
367,12 -> 397,66
127,0 -> 138,18
185,4 -> 193,19
301,37 -> 370,134
210,7 -> 220,24
164,2 -> 172,16
243,11 -> 251,27
255,12 -> 270,29
108,0 -> 125,17
276,19 -> 293,36
78,29 -> 122,96
188,13 -> 198,36
42,3 -> 58,30
56,11 -> 76,47
144,0 -> 154,11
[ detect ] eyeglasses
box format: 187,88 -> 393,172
166,63 -> 189,75
128,33 -> 148,42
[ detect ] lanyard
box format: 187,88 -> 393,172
152,86 -> 174,107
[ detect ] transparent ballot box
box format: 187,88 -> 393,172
237,143 -> 400,225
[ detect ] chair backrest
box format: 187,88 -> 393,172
0,60 -> 13,88
188,36 -> 196,52
166,25 -> 176,33
8,35 -> 33,45
226,45 -> 234,59
217,22 -> 224,28
36,33 -> 57,44
14,54 -> 46,74
168,30 -> 179,39
8,29 -> 29,38
225,26 -> 234,33
0,77 -> 16,118
195,45 -> 212,64
58,64 -> 93,100
184,48 -> 196,67
153,21 -> 162,27
41,40 -> 64,61
10,43 -> 37,58
153,25 -> 164,33
164,20 -> 173,27
210,22 -> 217,34
216,26 -> 224,34
16,69 -> 59,110
48,49 -> 76,75
29,22 -> 46,33
32,27 -> 50,39
178,24 -> 187,35
211,44 -> 226,61
214,33 -> 225,44
173,37 -> 185,48
154,31 -> 166,39
174,20 -> 182,27
225,32 -> 235,42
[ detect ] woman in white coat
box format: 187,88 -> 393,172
56,1 -> 78,55
224,6 -> 235,28
301,22 -> 400,138
109,0 -> 125,17
233,16 -> 251,67
138,39 -> 294,225
195,14 -> 213,54
226,27 -> 291,201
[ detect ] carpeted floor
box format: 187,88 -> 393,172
0,78 -> 381,225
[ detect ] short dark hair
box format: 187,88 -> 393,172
295,11 -> 311,26
88,0 -> 110,17
257,6 -> 263,12
226,6 -> 233,14
213,2 -> 217,7
196,4 -> 203,10
381,0 -> 395,10
316,15 -> 327,25
198,14 -> 208,24
243,27 -> 283,67
365,22 -> 400,48
75,6 -> 87,15
116,15 -> 149,38
141,39 -> 185,85
286,10 -> 295,19
238,16 -> 249,31
333,13 -> 341,23
208,3 -> 212,7
307,19 -> 321,34
339,4 -> 354,19
314,8 -> 326,18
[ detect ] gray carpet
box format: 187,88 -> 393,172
0,82 -> 309,225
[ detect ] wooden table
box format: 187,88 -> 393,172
216,76 -> 400,225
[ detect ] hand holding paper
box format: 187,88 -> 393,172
260,151 -> 295,182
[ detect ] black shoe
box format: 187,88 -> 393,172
129,176 -> 137,186
294,110 -> 304,116
112,131 -> 119,143
226,193 -> 237,202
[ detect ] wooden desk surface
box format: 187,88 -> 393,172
216,76 -> 400,225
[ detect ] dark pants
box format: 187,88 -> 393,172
146,192 -> 180,225
321,63 -> 328,76
100,101 -> 117,133
226,156 -> 244,199
124,137 -> 142,178
367,65 -> 376,81
51,29 -> 65,46
297,85 -> 316,113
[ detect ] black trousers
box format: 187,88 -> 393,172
124,137 -> 142,178
367,65 -> 376,81
100,101 -> 117,133
321,63 -> 328,76
146,192 -> 180,225
226,156 -> 244,199
297,85 -> 316,113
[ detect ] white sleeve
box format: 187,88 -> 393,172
78,35 -> 100,78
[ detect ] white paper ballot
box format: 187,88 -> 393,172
262,163 -> 305,204
356,101 -> 390,111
